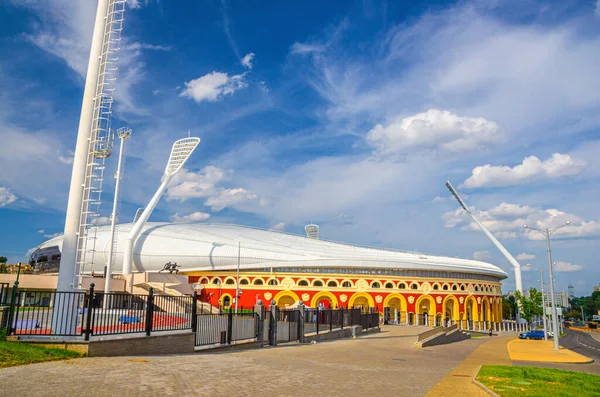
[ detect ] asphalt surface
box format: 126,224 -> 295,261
561,328 -> 600,362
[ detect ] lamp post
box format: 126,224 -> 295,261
539,267 -> 548,341
524,221 -> 570,350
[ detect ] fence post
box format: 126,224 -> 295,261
84,283 -> 95,341
269,303 -> 278,346
340,307 -> 344,330
329,308 -> 333,332
316,306 -> 319,335
254,300 -> 264,347
298,302 -> 305,343
227,307 -> 233,345
145,287 -> 154,336
191,292 -> 198,333
5,281 -> 19,335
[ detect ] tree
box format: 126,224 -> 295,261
502,296 -> 517,320
516,288 -> 543,325
0,263 -> 7,274
0,256 -> 7,264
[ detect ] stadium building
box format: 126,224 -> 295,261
31,222 -> 508,330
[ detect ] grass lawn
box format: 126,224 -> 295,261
477,365 -> 600,397
0,341 -> 83,368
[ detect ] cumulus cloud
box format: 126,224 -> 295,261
443,202 -> 600,240
462,153 -> 586,188
0,187 -> 18,208
516,253 -> 536,261
367,109 -> 499,153
205,188 -> 258,212
554,261 -> 583,272
57,151 -> 74,164
270,222 -> 286,231
91,216 -> 113,226
179,71 -> 248,103
473,250 -> 491,261
43,232 -> 62,239
241,52 -> 255,69
169,212 -> 211,223
167,166 -> 259,212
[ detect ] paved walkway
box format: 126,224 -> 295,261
507,339 -> 593,363
425,335 -> 514,397
0,326 -> 486,397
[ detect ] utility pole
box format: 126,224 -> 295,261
540,268 -> 548,341
524,221 -> 570,350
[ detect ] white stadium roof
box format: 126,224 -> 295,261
38,223 -> 508,280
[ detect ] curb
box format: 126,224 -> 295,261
472,365 -> 501,397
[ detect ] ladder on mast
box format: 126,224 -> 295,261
75,0 -> 127,290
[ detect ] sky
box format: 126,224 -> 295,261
1,0 -> 599,296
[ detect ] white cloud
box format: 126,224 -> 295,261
554,261 -> 583,272
473,250 -> 491,261
37,229 -> 44,234
367,109 -> 499,153
128,0 -> 149,10
462,153 -> 587,188
596,0 -> 600,16
205,188 -> 258,212
516,253 -> 536,261
57,151 -> 74,165
290,42 -> 326,55
241,52 -> 255,69
43,232 -> 62,239
443,202 -> 600,240
169,212 -> 211,223
167,167 -> 259,212
179,71 -> 248,103
91,216 -> 113,226
0,187 -> 18,208
270,222 -> 285,231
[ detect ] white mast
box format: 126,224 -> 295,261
445,181 -> 523,293
104,127 -> 131,299
122,137 -> 200,275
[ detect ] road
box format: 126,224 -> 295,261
561,328 -> 600,362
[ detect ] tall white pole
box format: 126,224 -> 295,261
57,0 -> 110,293
104,130 -> 130,299
235,241 -> 240,313
546,233 -> 560,350
540,268 -> 548,341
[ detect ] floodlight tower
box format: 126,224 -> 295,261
445,181 -> 523,294
122,137 -> 200,275
58,0 -> 127,293
104,127 -> 131,300
305,224 -> 319,240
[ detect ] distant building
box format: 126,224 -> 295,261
542,291 -> 569,308
568,284 -> 574,298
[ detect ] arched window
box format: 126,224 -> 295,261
411,284 -> 418,290
298,280 -> 309,286
313,280 -> 323,287
240,279 -> 249,285
223,296 -> 231,307
452,285 -> 457,291
253,278 -> 264,285
475,286 -> 479,292
200,278 -> 208,284
442,285 -> 448,291
327,280 -> 338,287
433,284 -> 439,291
212,278 -> 221,285
371,282 -> 381,288
385,282 -> 394,289
225,279 -> 235,285
398,283 -> 406,289
460,285 -> 465,291
342,281 -> 352,288
268,279 -> 278,286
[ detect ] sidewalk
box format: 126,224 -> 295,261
507,339 -> 593,363
425,335 -> 513,397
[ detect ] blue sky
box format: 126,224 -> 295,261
1,0 -> 599,296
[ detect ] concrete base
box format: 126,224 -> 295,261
303,325 -> 380,343
10,332 -> 196,357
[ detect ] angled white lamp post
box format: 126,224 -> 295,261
122,137 -> 200,275
523,221 -> 570,350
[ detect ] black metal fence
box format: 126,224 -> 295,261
6,284 -> 196,339
0,282 -> 9,305
276,309 -> 300,343
194,311 -> 257,346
